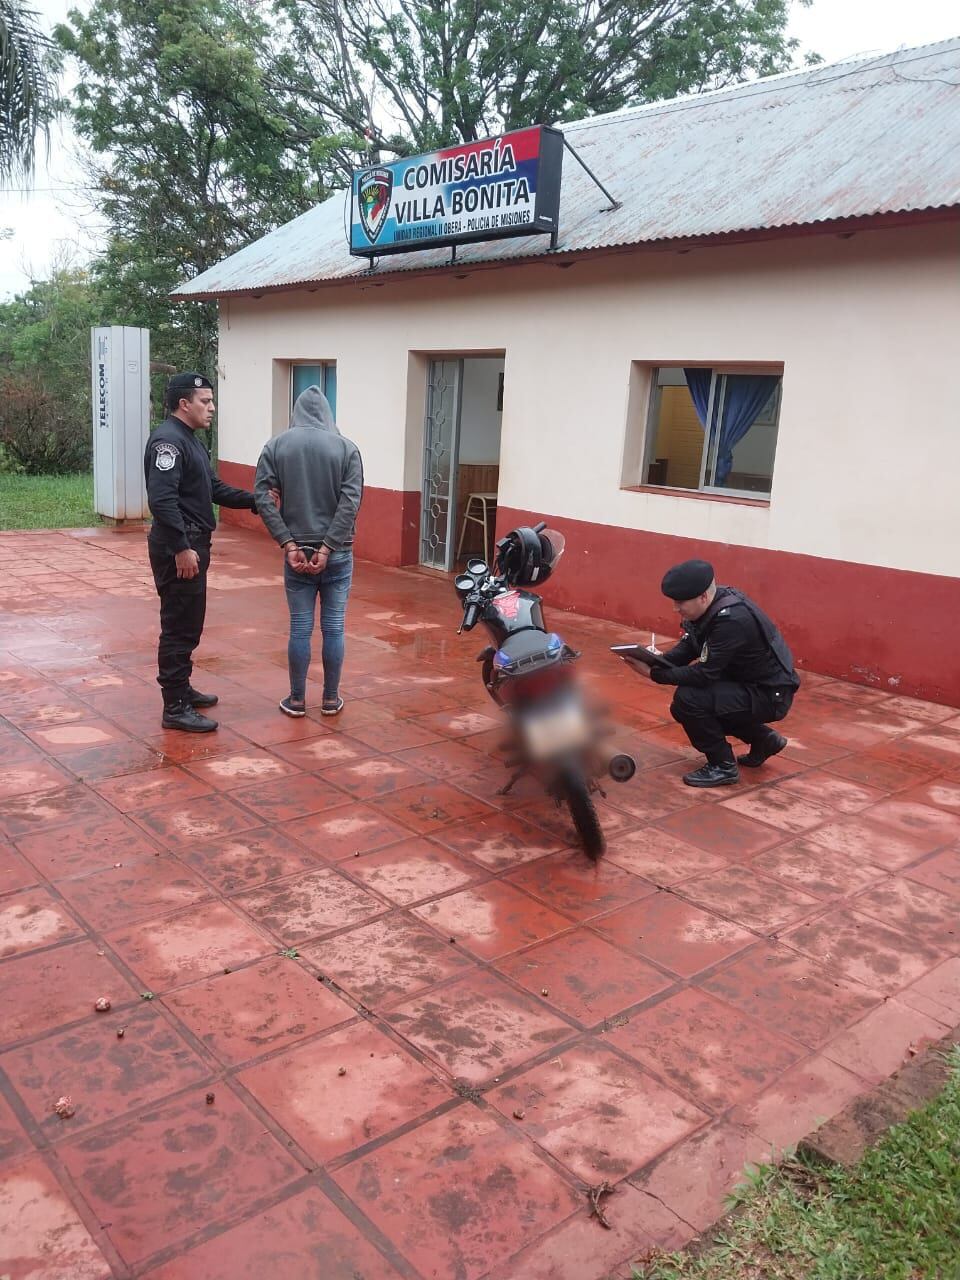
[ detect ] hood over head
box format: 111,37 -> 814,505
290,385 -> 338,433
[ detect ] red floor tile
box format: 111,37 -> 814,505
140,1186 -> 407,1280
729,1055 -> 867,1152
775,770 -> 887,815
269,732 -> 377,770
1,1003 -> 210,1137
700,943 -> 880,1047
595,892 -> 755,978
0,887 -> 82,959
22,719 -> 129,756
411,881 -> 570,960
802,815 -> 944,870
850,876 -> 959,950
349,717 -> 446,752
370,779 -> 497,834
434,811 -> 565,870
227,772 -> 349,823
898,778 -> 960,813
905,847 -> 960,898
749,836 -> 887,900
332,1106 -> 583,1280
0,758 -> 75,801
597,769 -> 698,824
349,836 -> 480,905
177,826 -> 321,894
395,738 -> 487,779
607,987 -> 804,1112
182,748 -> 302,791
239,1020 -> 453,1164
603,826 -> 729,885
56,856 -> 211,931
284,803 -> 415,860
629,1120 -> 770,1233
678,865 -> 820,933
414,708 -> 502,739
320,757 -> 427,800
822,998 -> 949,1084
496,928 -> 672,1024
386,970 -> 572,1084
301,914 -> 476,1006
142,725 -> 260,762
0,1089 -> 32,1163
824,754 -> 935,792
163,955 -> 353,1065
91,766 -> 211,812
131,792 -> 259,849
107,901 -> 272,991
654,805 -> 783,860
489,1040 -> 707,1182
864,798 -> 960,844
59,1086 -> 303,1267
233,868 -> 386,945
0,1154 -> 112,1278
899,957 -> 960,1023
505,849 -> 656,923
13,814 -> 163,879
783,907 -> 947,994
0,841 -> 39,896
719,787 -> 835,834
0,785 -> 110,840
524,795 -> 640,845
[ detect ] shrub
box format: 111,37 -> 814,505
0,375 -> 92,474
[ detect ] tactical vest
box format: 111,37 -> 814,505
685,587 -> 800,690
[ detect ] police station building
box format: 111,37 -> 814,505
174,39 -> 960,706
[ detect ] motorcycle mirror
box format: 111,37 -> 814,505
466,558 -> 488,577
454,574 -> 474,594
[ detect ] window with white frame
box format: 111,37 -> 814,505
291,362 -> 337,420
643,366 -> 782,496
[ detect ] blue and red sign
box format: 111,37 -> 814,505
350,126 -> 563,257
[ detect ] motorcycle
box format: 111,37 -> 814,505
454,522 -> 635,860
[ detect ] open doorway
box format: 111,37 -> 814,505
420,355 -> 504,571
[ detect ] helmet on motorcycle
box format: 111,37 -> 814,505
495,525 -> 566,586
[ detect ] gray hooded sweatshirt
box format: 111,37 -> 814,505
254,387 -> 363,551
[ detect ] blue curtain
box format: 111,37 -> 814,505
683,368 -> 713,428
715,375 -> 779,485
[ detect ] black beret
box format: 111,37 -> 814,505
661,559 -> 715,600
167,371 -> 213,393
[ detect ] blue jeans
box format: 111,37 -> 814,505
283,550 -> 353,701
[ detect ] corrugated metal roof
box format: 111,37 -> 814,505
173,38 -> 960,299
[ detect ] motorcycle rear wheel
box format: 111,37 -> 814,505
558,767 -> 605,861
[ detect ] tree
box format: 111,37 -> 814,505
0,0 -> 55,181
56,0 -> 330,375
271,0 -> 813,172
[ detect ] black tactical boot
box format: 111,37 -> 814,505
162,701 -> 218,733
188,687 -> 219,708
737,731 -> 787,768
682,760 -> 740,788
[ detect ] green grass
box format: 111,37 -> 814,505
632,1048 -> 960,1280
0,472 -> 100,530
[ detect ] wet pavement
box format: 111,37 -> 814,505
0,524 -> 958,1279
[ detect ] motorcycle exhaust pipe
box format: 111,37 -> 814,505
603,747 -> 636,783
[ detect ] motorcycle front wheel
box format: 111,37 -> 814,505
558,766 -> 605,861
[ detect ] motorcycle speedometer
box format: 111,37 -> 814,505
466,558 -> 488,577
454,574 -> 474,594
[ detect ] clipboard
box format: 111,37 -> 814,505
610,644 -> 672,670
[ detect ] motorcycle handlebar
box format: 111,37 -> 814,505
463,601 -> 480,630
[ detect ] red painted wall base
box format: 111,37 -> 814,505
215,464 -> 957,706
217,462 -> 421,567
495,505 -> 959,708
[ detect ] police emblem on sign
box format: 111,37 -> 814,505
155,443 -> 179,471
357,168 -> 393,244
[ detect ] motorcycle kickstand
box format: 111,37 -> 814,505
498,767 -> 527,797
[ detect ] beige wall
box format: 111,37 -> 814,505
215,222 -> 960,578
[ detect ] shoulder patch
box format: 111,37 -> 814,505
154,442 -> 179,471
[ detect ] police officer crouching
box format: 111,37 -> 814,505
145,372 -> 259,732
627,559 -> 801,787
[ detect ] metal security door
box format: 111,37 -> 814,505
420,359 -> 463,570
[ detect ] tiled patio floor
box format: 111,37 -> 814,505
1,525 -> 959,1279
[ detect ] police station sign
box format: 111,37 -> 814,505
350,125 -> 563,257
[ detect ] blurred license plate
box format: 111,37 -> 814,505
522,703 -> 589,760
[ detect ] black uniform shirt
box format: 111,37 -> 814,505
145,416 -> 257,553
652,587 -> 799,690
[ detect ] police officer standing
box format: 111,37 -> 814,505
626,559 -> 800,787
145,372 -> 259,732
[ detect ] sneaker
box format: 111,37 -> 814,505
737,732 -> 787,768
162,702 -> 218,733
279,696 -> 306,718
321,696 -> 344,717
682,761 -> 740,788
188,687 -> 219,708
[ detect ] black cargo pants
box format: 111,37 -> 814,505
670,681 -> 794,765
148,529 -> 211,708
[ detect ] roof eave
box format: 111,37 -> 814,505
170,205 -> 960,303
